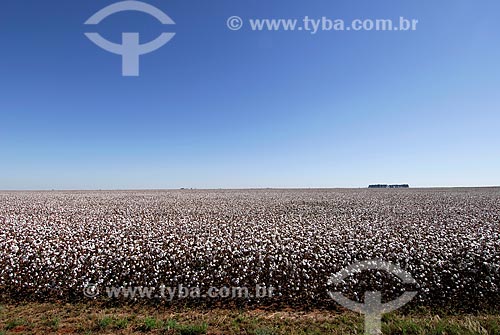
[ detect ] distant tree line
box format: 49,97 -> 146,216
369,184 -> 410,188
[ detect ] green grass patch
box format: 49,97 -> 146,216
97,316 -> 114,329
139,316 -> 163,331
175,322 -> 208,335
164,319 -> 178,331
115,317 -> 130,329
42,316 -> 60,330
484,319 -> 500,335
4,318 -> 27,331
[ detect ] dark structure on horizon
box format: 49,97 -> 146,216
369,184 -> 410,189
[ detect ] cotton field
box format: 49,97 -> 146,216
0,188 -> 499,308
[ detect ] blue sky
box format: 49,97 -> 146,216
0,0 -> 499,189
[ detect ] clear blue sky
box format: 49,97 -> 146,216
0,0 -> 499,190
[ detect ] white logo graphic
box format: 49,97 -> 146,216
83,283 -> 99,298
227,16 -> 243,31
327,260 -> 417,335
84,1 -> 176,76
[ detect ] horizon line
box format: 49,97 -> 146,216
1,185 -> 499,192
